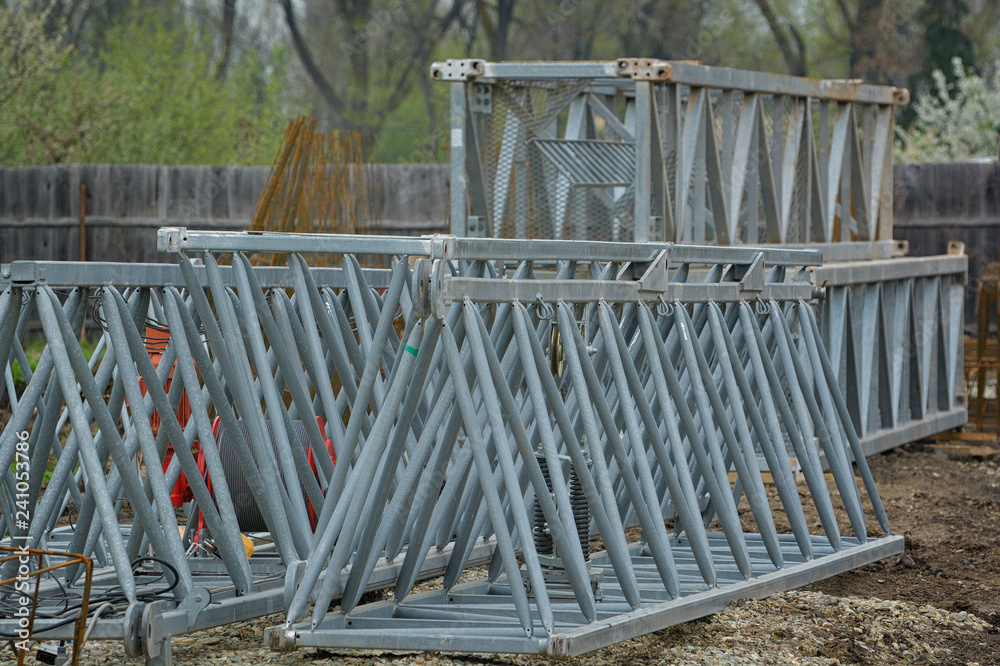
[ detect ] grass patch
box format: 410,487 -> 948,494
10,337 -> 103,384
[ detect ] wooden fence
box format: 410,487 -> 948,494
894,161 -> 1000,324
0,164 -> 449,264
3,163 -> 998,320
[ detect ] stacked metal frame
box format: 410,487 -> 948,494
811,246 -> 968,454
431,58 -> 907,245
433,58 -> 967,455
0,255 -> 498,665
150,229 -> 900,657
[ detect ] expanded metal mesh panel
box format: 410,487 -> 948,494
479,78 -> 637,241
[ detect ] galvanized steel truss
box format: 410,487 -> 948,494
432,57 -> 967,460
812,249 -> 968,455
432,58 -> 908,244
0,232 -> 905,661
0,253 -> 482,663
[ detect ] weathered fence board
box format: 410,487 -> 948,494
0,164 -> 450,264
894,161 -> 1000,325
3,161 -> 998,306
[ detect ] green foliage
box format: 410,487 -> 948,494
9,337 -> 102,385
896,58 -> 1000,163
918,0 -> 975,80
0,7 -> 289,165
3,1 -> 997,166
371,75 -> 451,163
0,3 -> 102,163
9,338 -> 45,386
94,13 -> 287,164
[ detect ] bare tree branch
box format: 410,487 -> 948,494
833,0 -> 856,31
280,0 -> 344,114
752,0 -> 807,76
374,0 -> 467,129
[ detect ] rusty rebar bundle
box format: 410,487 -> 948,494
250,116 -> 380,266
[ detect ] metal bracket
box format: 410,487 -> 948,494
1,262 -> 45,284
157,227 -> 186,253
427,234 -> 457,260
141,601 -> 168,661
270,624 -> 298,653
123,602 -> 145,658
429,259 -> 450,319
616,58 -> 672,81
635,250 -> 670,293
179,586 -> 211,625
412,259 -> 434,319
467,216 -> 487,237
736,252 -> 766,293
470,83 -> 493,114
431,59 -> 486,81
284,560 -> 307,613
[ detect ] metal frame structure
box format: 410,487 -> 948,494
432,57 -> 967,454
0,229 -> 905,661
167,229 -> 900,655
812,244 -> 968,455
1,52 -> 970,662
0,253 -> 491,664
433,58 -> 907,244
273,536 -> 901,656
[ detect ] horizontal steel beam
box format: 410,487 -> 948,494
780,241 -> 908,263
812,254 -> 968,287
0,539 -> 496,643
663,61 -> 908,105
547,535 -> 904,657
436,278 -> 815,306
485,61 -> 620,80
271,535 -> 904,655
158,228 -> 822,267
0,260 -> 392,289
430,59 -> 908,105
157,227 -> 442,257
857,407 -> 968,458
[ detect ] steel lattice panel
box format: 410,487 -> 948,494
1,231 -> 906,662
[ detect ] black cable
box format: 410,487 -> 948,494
0,553 -> 182,638
129,556 -> 180,599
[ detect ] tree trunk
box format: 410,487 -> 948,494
216,0 -> 237,81
850,0 -> 885,80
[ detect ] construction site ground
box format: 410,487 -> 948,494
49,433 -> 996,666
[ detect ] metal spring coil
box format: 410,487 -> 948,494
532,455 -> 554,555
531,453 -> 592,561
570,463 -> 591,561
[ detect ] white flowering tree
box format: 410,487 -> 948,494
896,58 -> 1000,163
0,4 -> 65,106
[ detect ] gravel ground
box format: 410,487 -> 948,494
68,591 -> 993,665
16,438 -> 1000,665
